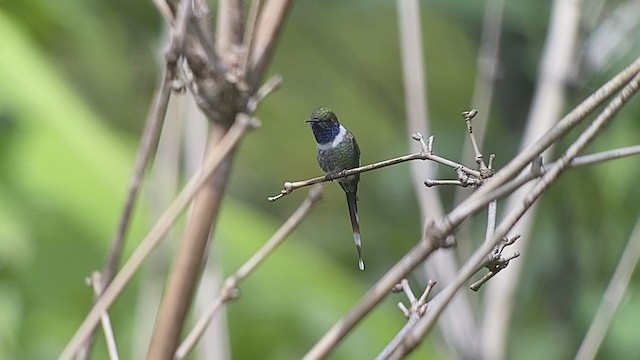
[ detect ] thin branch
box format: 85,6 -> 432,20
246,73 -> 283,113
482,0 -> 583,356
468,0 -> 504,143
386,71 -> 640,359
424,179 -> 479,187
376,280 -> 436,360
575,218 -> 640,360
240,0 -> 264,83
463,109 -> 487,169
175,185 -> 324,359
568,144 -> 640,167
102,72 -> 173,295
484,200 -> 497,244
303,234 -> 444,360
247,0 -> 294,85
269,133 -> 480,202
77,42 -> 178,360
475,145 -> 640,215
447,56 -> 640,230
86,273 -> 120,360
470,234 -> 521,291
305,59 -> 640,359
146,123 -> 235,359
59,115 -> 258,360
397,2 -> 478,357
151,0 -> 175,25
190,7 -> 226,77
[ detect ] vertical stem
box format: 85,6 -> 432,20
396,1 -> 478,358
482,1 -> 583,358
146,122 -> 235,360
575,219 -> 640,360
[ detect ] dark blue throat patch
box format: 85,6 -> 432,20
311,122 -> 340,144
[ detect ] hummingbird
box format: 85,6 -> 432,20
306,107 -> 364,270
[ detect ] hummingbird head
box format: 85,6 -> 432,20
306,107 -> 341,144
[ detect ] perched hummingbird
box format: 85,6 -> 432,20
306,107 -> 364,270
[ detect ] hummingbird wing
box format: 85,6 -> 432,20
346,191 -> 364,270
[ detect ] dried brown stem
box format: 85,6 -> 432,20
175,185 -> 324,359
59,115 -> 257,360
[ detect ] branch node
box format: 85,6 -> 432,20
531,156 -> 545,176
470,234 -> 522,291
462,108 -> 479,120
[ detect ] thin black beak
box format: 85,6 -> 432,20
305,119 -> 318,123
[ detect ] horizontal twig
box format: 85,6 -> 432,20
269,133 -> 480,202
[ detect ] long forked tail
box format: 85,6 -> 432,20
346,192 -> 364,270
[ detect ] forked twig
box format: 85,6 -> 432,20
385,71 -> 640,359
304,60 -> 640,360
269,133 -> 479,202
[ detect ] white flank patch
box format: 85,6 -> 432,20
317,125 -> 347,150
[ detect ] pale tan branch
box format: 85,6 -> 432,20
386,71 -> 640,359
447,56 -> 640,228
575,218 -> 640,360
305,63 -> 640,360
269,133 -> 480,202
248,0 -> 294,85
175,186 -> 323,359
86,273 -> 120,360
59,115 -> 258,360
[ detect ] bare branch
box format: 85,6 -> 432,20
77,23 -> 182,359
269,133 -> 480,202
86,273 -> 120,360
474,145 -> 640,221
248,0 -> 294,85
376,280 -> 436,360
246,73 -> 283,113
151,0 -> 175,25
482,0 -> 584,355
386,71 -> 640,359
446,56 -> 640,230
470,234 -> 521,291
575,218 -> 640,360
240,0 -> 264,83
59,115 -> 258,360
303,231 -> 444,360
175,186 -> 324,359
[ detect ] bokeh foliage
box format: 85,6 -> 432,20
0,0 -> 639,359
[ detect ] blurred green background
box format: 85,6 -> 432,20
1,0 -> 640,359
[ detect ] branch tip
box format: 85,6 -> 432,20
462,108 -> 479,120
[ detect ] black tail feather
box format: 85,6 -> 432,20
346,192 -> 364,270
